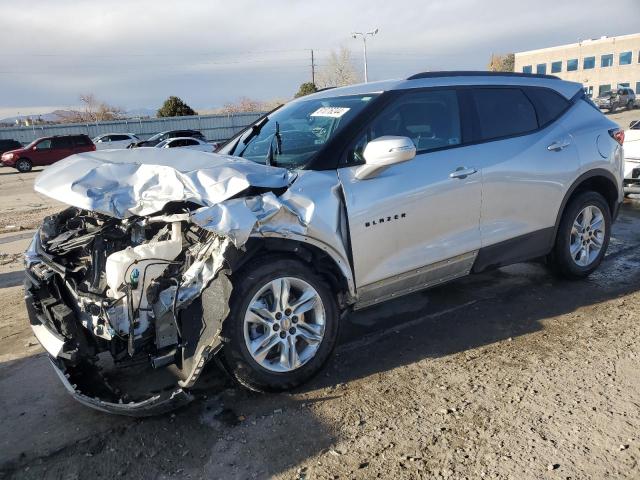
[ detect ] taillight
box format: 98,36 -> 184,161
609,128 -> 624,145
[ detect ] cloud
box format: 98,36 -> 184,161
0,0 -> 638,116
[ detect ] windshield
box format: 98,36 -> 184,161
146,132 -> 166,142
220,94 -> 378,169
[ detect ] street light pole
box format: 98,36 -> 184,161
352,28 -> 378,83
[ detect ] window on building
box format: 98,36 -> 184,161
471,88 -> 538,141
618,82 -> 630,88
536,63 -> 546,75
599,84 -> 611,96
584,86 -> 593,97
636,82 -> 640,94
550,61 -> 562,73
522,65 -> 532,74
619,51 -> 632,65
583,56 -> 595,69
601,54 -> 613,67
567,59 -> 578,71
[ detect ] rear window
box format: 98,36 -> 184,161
471,88 -> 538,141
523,87 -> 570,127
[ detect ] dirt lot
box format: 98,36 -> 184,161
1,121 -> 640,479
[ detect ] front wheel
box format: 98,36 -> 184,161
221,257 -> 339,392
549,191 -> 611,279
16,158 -> 32,173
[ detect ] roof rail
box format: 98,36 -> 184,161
407,71 -> 560,81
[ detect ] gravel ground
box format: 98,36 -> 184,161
0,146 -> 639,479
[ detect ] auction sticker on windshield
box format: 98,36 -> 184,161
311,107 -> 351,118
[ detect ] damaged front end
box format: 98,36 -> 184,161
24,207 -> 235,415
24,149 -> 355,415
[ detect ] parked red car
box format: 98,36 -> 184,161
0,134 -> 95,173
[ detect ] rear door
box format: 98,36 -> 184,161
466,86 -> 579,265
338,88 -> 482,306
50,137 -> 74,162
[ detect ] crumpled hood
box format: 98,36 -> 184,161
34,148 -> 294,218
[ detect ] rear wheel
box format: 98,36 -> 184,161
549,191 -> 611,279
222,257 -> 339,392
16,158 -> 32,173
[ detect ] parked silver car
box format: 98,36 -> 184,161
24,72 -> 624,414
594,87 -> 637,112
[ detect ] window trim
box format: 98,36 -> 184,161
338,87 -> 467,167
336,85 -> 575,169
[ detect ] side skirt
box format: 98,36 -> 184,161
471,227 -> 555,274
353,251 -> 478,310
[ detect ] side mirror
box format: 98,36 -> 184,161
355,136 -> 416,180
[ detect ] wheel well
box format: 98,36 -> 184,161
232,237 -> 352,307
569,175 -> 618,216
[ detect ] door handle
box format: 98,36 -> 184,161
547,139 -> 571,151
449,167 -> 477,179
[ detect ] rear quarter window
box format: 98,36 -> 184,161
522,87 -> 570,127
73,136 -> 93,146
471,88 -> 538,142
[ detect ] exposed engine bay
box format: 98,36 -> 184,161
25,207 -> 234,414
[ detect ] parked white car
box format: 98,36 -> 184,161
624,121 -> 640,193
93,133 -> 139,150
156,137 -> 215,152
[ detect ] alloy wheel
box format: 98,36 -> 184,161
243,277 -> 325,372
569,205 -> 605,267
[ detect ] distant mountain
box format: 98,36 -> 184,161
0,108 -> 157,124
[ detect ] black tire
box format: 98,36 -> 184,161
549,191 -> 611,279
16,158 -> 32,173
221,256 -> 340,392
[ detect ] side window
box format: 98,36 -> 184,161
52,137 -> 72,149
111,134 -> 129,141
35,139 -> 52,150
73,136 -> 92,146
347,89 -> 461,164
471,88 -> 538,141
184,139 -> 198,146
523,87 -> 570,127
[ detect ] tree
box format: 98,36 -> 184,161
157,96 -> 197,117
217,97 -> 284,114
56,93 -> 124,123
316,47 -> 359,88
294,82 -> 318,98
488,53 -> 515,72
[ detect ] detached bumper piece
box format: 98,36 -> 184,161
49,358 -> 193,417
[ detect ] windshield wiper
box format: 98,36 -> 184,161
242,116 -> 270,146
267,121 -> 282,167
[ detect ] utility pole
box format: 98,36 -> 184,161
310,49 -> 316,85
352,28 -> 378,83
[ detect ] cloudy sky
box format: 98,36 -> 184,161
1,0 -> 639,118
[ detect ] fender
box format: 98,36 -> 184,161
552,168 -> 621,241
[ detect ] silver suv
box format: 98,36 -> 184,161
25,72 -> 624,414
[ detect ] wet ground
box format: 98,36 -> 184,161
1,165 -> 640,479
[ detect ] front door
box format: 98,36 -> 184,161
337,88 -> 482,308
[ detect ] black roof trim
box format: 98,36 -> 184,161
407,71 -> 560,81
